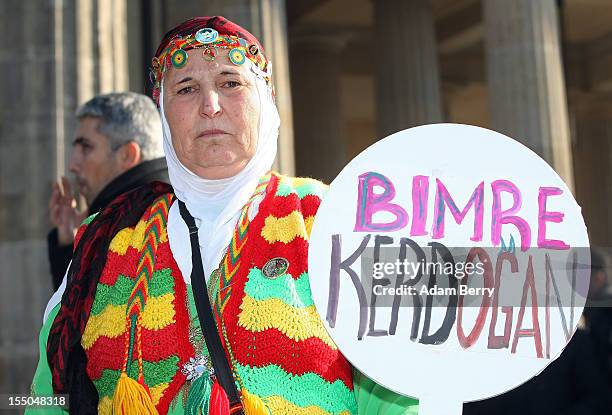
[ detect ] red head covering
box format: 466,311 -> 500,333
150,16 -> 270,104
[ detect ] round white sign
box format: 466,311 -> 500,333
308,124 -> 590,414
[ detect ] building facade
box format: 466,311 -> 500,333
1,0 -> 611,400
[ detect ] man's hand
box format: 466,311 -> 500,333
49,177 -> 87,246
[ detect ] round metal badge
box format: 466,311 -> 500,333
171,49 -> 188,68
229,48 -> 247,65
262,257 -> 289,279
195,28 -> 219,44
248,44 -> 259,56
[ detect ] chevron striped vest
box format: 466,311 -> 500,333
79,172 -> 357,414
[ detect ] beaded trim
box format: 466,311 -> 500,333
150,28 -> 271,95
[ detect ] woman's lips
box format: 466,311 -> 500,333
198,129 -> 228,138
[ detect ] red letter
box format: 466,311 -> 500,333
457,248 -> 493,348
511,256 -> 543,358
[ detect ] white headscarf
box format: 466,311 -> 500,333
161,61 -> 280,280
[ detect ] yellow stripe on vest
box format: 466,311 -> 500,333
82,294 -> 176,349
108,219 -> 168,256
82,304 -> 126,349
108,227 -> 136,255
266,395 -> 352,415
304,215 -> 315,239
261,211 -> 308,244
238,296 -> 336,348
141,293 -> 176,330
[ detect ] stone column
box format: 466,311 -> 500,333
373,0 -> 443,137
290,35 -> 348,182
61,0 -> 129,170
75,0 -> 129,102
168,0 -> 296,176
53,0 -> 129,218
484,0 -> 574,189
0,0 -> 58,395
0,0 -> 129,395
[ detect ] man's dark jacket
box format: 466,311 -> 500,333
47,158 -> 169,290
462,329 -> 609,415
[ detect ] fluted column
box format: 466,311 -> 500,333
484,0 -> 574,189
374,0 -> 443,137
60,0 -> 130,171
290,35 -> 348,182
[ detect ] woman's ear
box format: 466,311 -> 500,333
118,141 -> 142,169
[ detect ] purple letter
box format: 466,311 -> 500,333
537,187 -> 570,250
431,179 -> 484,242
354,172 -> 408,232
491,180 -> 531,252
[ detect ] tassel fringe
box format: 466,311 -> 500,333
185,374 -> 212,415
209,379 -> 230,415
185,377 -> 270,415
241,389 -> 270,415
112,372 -> 159,415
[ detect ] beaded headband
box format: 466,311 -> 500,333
150,27 -> 271,103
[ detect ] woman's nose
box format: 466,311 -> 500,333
199,89 -> 221,118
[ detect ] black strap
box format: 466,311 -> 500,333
177,200 -> 244,414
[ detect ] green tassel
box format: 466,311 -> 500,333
186,374 -> 212,415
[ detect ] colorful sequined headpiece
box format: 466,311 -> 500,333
150,16 -> 271,104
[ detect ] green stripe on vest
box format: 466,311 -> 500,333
243,269 -> 314,308
235,362 -> 357,414
90,269 -> 175,315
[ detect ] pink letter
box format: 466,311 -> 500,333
537,187 -> 570,250
491,180 -> 531,252
354,172 -> 408,232
410,175 -> 429,237
431,179 -> 484,241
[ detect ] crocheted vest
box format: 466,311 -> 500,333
79,172 -> 357,414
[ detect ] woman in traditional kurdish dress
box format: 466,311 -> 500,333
29,16 -> 418,415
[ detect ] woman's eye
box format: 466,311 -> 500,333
177,86 -> 195,95
223,80 -> 241,88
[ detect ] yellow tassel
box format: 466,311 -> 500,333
241,389 -> 270,415
112,372 -> 159,415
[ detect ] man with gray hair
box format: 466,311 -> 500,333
47,92 -> 167,289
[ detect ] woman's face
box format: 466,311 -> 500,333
163,48 -> 260,179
